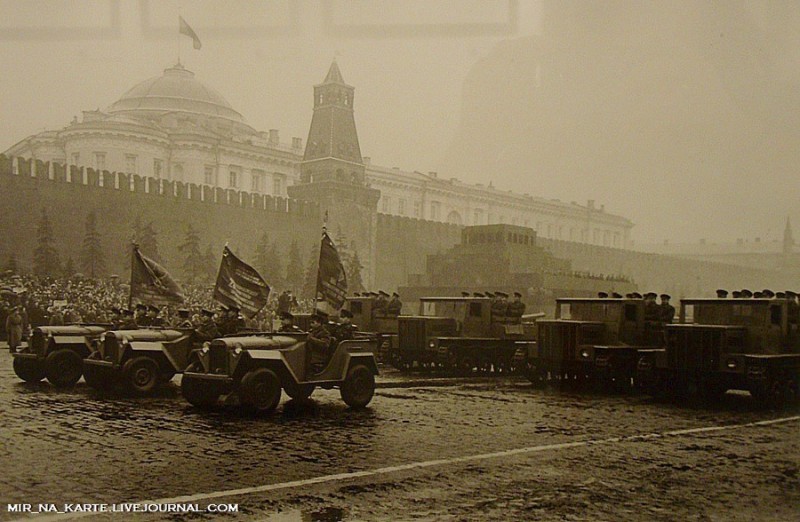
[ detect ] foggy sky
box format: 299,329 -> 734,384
0,0 -> 796,245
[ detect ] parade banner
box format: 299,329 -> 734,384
316,231 -> 347,310
213,246 -> 270,318
130,247 -> 184,306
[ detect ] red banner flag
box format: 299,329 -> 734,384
213,246 -> 270,318
316,231 -> 347,310
130,246 -> 184,306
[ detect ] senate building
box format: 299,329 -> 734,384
5,60 -> 633,250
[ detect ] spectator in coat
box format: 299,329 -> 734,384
6,306 -> 24,353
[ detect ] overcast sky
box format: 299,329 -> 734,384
0,1 -> 796,246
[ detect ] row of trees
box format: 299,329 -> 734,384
21,208 -> 366,298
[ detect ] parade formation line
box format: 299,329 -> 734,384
17,415 -> 800,522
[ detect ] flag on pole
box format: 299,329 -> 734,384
179,16 -> 202,50
130,246 -> 184,306
316,231 -> 347,310
213,246 -> 270,318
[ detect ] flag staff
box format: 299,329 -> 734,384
128,240 -> 137,310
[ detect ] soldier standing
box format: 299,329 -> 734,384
506,292 -> 526,323
644,293 -> 660,321
147,305 -> 164,327
6,306 -> 23,353
659,294 -> 675,323
374,291 -> 389,317
387,292 -> 403,316
491,292 -> 509,323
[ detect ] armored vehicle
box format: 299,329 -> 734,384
528,298 -> 665,389
12,324 -> 110,387
394,297 -> 537,373
345,296 -> 400,361
181,333 -> 379,412
83,328 -> 197,395
636,298 -> 800,405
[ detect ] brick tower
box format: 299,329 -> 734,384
288,60 -> 380,288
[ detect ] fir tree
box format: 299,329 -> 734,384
285,239 -> 305,293
62,257 -> 76,278
266,241 -> 283,289
301,243 -> 319,299
4,253 -> 18,274
178,224 -> 204,284
80,211 -> 105,278
33,208 -> 60,277
137,221 -> 161,263
346,250 -> 365,294
203,245 -> 218,283
254,232 -> 270,278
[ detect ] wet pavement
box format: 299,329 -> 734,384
1,348 -> 798,521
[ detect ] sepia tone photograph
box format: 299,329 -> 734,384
1,1 -> 798,520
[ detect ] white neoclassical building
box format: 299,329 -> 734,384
5,62 -> 634,248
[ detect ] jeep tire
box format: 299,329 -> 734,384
13,356 -> 45,383
240,368 -> 281,413
340,364 -> 375,409
123,356 -> 160,395
45,348 -> 83,388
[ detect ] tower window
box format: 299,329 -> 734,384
93,152 -> 106,171
153,159 -> 163,179
204,165 -> 215,185
125,154 -> 138,174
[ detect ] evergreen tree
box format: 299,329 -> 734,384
301,243 -> 319,299
33,208 -> 61,277
62,257 -> 76,278
285,239 -> 305,293
346,250 -> 365,294
178,224 -> 204,284
80,211 -> 105,278
137,221 -> 161,262
266,241 -> 284,289
254,232 -> 270,278
4,253 -> 18,274
203,245 -> 218,284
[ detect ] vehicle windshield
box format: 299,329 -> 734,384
420,300 -> 466,319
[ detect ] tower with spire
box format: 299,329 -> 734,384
783,216 -> 794,255
289,60 -> 380,288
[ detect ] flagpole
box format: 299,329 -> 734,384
128,241 -> 136,310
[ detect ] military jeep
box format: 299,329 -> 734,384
83,328 -> 197,395
181,334 -> 379,413
12,324 -> 110,387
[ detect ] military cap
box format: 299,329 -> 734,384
339,309 -> 353,318
612,292 -> 622,298
753,291 -> 764,298
485,292 -> 495,298
135,303 -> 147,311
177,308 -> 190,316
279,311 -> 294,320
496,291 -> 508,298
776,292 -> 786,299
762,289 -> 775,298
597,292 -> 609,298
732,291 -> 742,298
631,292 -> 643,299
353,292 -> 360,297
716,289 -> 728,298
741,289 -> 753,298
378,290 -> 389,297
122,308 -> 134,316
660,294 -> 671,300
310,312 -> 326,323
786,290 -> 797,298
110,306 -> 121,314
513,291 -> 522,298
461,291 -> 470,297
646,292 -> 658,299
392,292 -> 400,298
473,292 -> 485,297
148,304 -> 160,313
201,308 -> 215,316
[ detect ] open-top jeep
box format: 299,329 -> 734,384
181,333 -> 379,413
83,328 -> 197,395
12,324 -> 111,387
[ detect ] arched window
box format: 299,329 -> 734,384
446,210 -> 463,225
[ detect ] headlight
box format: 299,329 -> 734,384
428,340 -> 436,349
201,343 -> 210,354
726,358 -> 738,369
233,345 -> 243,356
580,349 -> 591,358
121,338 -> 129,345
47,332 -> 54,339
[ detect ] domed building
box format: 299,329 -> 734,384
5,62 -> 302,196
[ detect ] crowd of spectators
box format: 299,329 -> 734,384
0,272 -> 317,340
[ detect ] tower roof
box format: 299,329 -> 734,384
323,60 -> 346,85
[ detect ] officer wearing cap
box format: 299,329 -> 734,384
786,291 -> 799,326
732,290 -> 742,298
120,309 -> 138,330
491,292 -> 509,323
659,294 -> 675,323
597,292 -> 609,298
308,312 -> 333,374
387,292 -> 403,316
374,291 -> 389,317
195,309 -> 221,341
762,289 -> 775,299
741,289 -> 753,298
644,292 -> 660,321
134,303 -> 150,327
335,308 -> 357,342
109,307 -> 122,329
716,289 -> 728,298
173,309 -> 193,328
612,292 -> 623,299
506,292 -> 526,323
277,311 -> 302,333
473,292 -> 485,298
147,305 -> 164,327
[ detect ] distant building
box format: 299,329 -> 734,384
5,60 -> 634,249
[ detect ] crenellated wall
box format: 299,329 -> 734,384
0,155 -> 321,282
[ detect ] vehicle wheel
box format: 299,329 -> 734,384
239,368 -> 282,413
122,356 -> 160,395
340,364 -> 375,409
181,362 -> 219,409
83,362 -> 117,391
44,349 -> 83,388
284,379 -> 315,400
13,357 -> 45,383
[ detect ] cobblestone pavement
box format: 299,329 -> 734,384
1,350 -> 798,521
